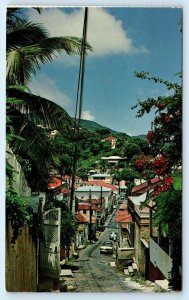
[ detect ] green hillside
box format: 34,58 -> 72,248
79,119 -> 130,138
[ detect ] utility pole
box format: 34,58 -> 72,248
100,185 -> 102,206
89,188 -> 92,243
70,7 -> 88,212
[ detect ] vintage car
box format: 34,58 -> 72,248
100,241 -> 113,254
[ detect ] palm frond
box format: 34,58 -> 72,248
8,106 -> 60,171
7,22 -> 92,85
7,87 -> 75,133
7,20 -> 48,49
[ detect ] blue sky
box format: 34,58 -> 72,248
25,7 -> 182,136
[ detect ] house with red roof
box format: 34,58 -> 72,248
102,136 -> 117,149
81,198 -> 106,228
115,204 -> 134,266
75,212 -> 97,247
75,184 -> 114,218
48,177 -> 71,207
131,177 -> 160,196
76,202 -> 98,244
62,174 -> 82,189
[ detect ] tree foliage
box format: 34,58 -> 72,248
132,71 -> 182,290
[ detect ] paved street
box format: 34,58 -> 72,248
66,211 -> 156,293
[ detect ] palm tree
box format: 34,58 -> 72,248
6,7 -> 92,190
7,8 -> 92,85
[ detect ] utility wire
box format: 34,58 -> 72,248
70,7 -> 88,211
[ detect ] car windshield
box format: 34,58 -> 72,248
103,241 -> 112,246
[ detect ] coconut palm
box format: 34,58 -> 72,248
7,8 -> 92,85
6,8 -> 92,190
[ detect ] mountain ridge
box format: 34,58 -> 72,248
79,119 -> 146,139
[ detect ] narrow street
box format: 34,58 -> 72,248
64,210 -> 156,292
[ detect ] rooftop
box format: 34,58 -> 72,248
101,156 -> 125,160
48,177 -> 64,189
75,185 -> 112,192
76,212 -> 96,224
82,180 -> 117,191
132,177 -> 160,193
90,173 -> 112,178
78,204 -> 98,211
116,211 -> 133,223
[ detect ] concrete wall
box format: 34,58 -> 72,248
150,237 -> 172,279
6,145 -> 31,196
134,222 -> 150,278
139,239 -> 149,278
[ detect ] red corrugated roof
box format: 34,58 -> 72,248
64,175 -> 80,180
76,212 -> 89,223
82,199 -> 101,205
132,177 -> 160,193
96,207 -> 103,212
104,136 -> 117,141
76,212 -> 96,224
116,212 -> 133,223
82,180 -> 117,191
48,177 -> 62,189
61,188 -> 70,194
78,204 -> 97,211
119,203 -> 128,210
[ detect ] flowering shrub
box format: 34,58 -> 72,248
132,71 -> 182,290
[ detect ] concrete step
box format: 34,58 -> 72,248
110,261 -> 116,267
124,268 -> 129,276
154,279 -> 170,292
132,262 -> 138,271
60,269 -> 73,278
128,266 -> 134,274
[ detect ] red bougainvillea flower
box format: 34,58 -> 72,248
147,130 -> 155,142
135,159 -> 143,169
156,102 -> 165,110
153,155 -> 168,175
152,176 -> 173,196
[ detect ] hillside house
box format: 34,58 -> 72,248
48,177 -> 71,206
63,174 -> 81,189
88,173 -> 113,184
81,198 -> 105,226
115,204 -> 134,268
77,203 -> 97,241
82,180 -> 117,205
75,185 -> 113,216
102,136 -> 117,149
100,156 -> 126,166
131,177 -> 160,196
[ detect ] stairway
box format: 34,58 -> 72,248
123,259 -> 138,277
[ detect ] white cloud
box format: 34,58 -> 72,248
81,110 -> 95,121
27,7 -> 149,57
29,75 -> 71,109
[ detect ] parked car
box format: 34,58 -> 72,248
109,232 -> 117,241
100,241 -> 113,254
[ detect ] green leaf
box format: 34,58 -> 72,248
173,174 -> 182,190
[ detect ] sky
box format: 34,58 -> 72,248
24,7 -> 182,136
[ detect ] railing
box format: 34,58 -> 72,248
149,237 -> 172,279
